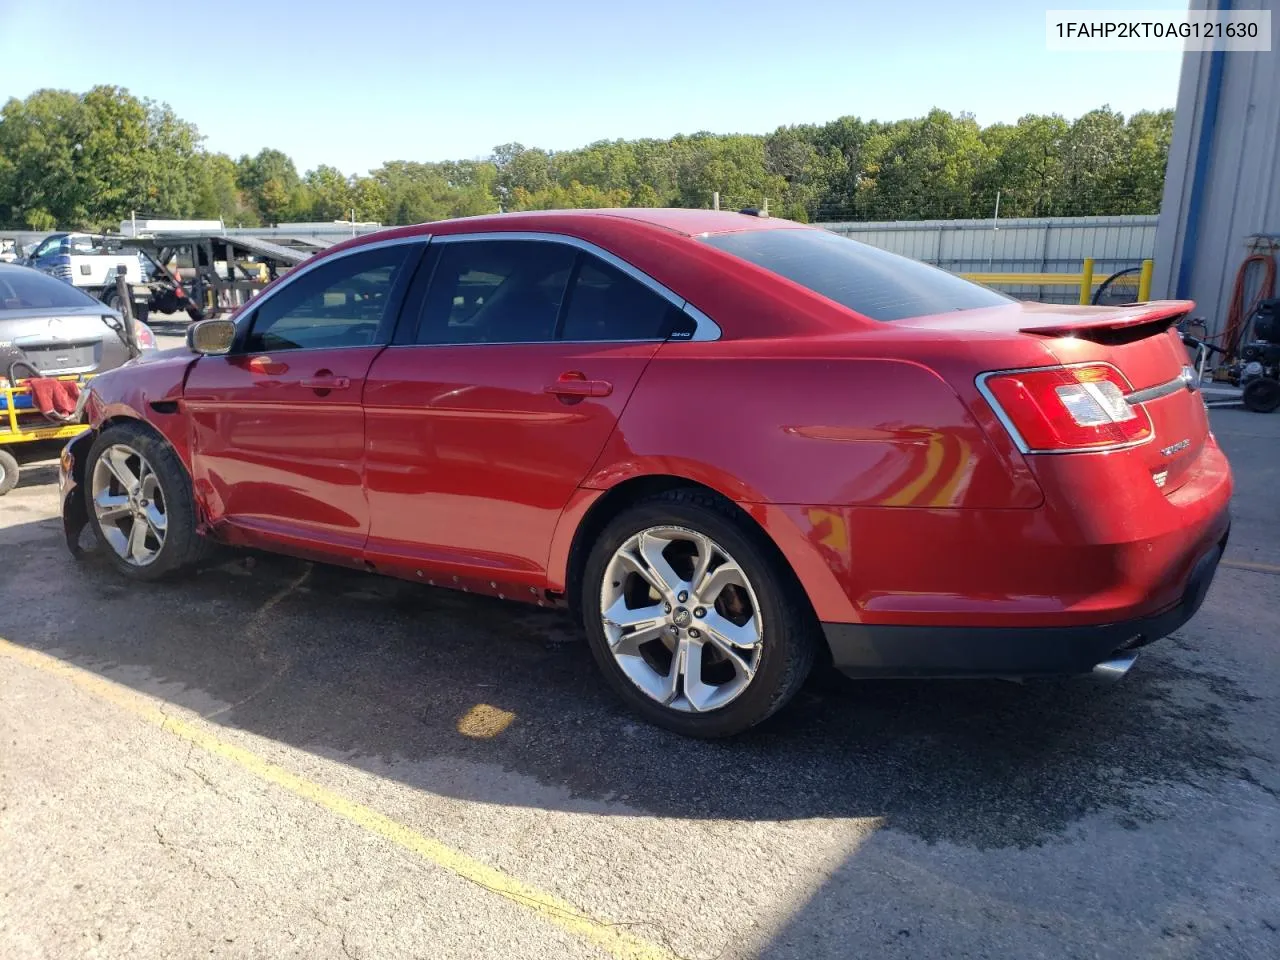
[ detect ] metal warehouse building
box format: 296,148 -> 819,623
1153,0 -> 1280,337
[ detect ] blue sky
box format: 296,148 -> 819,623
0,0 -> 1185,175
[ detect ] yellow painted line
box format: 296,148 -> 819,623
0,637 -> 673,960
1221,559 -> 1280,576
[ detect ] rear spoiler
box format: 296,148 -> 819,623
1019,300 -> 1193,340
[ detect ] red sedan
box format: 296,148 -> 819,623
59,209 -> 1232,737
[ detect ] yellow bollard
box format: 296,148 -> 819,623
1079,258 -> 1095,305
1137,259 -> 1153,302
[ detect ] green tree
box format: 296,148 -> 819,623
140,100 -> 203,217
303,164 -> 353,220
1116,109 -> 1174,214
236,148 -> 301,223
350,176 -> 389,223
492,143 -> 553,209
0,90 -> 1179,229
193,152 -> 259,224
0,89 -> 86,228
859,110 -> 991,220
976,114 -> 1069,217
1060,106 -> 1128,216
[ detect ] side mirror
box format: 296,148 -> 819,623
187,318 -> 236,356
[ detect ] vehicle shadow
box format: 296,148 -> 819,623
0,518 -> 1258,849
14,461 -> 59,489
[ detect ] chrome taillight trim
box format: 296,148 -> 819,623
975,361 -> 1157,456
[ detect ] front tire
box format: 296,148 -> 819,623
85,423 -> 207,580
581,489 -> 817,738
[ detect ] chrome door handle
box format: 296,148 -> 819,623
300,375 -> 351,390
545,376 -> 612,398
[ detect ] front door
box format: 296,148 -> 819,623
363,237 -> 683,585
184,240 -> 421,560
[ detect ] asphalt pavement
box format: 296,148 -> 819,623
1,400 -> 1278,959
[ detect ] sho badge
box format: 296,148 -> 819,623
1160,438 -> 1191,457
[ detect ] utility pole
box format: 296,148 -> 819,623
988,190 -> 1001,269
713,192 -> 720,211
762,197 -> 769,217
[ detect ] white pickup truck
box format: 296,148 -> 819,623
19,233 -> 148,291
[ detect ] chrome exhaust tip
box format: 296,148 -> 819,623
1091,653 -> 1138,682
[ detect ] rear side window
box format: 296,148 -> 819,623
416,240 -> 577,345
702,228 -> 1011,322
561,255 -> 678,341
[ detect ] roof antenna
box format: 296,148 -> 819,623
738,207 -> 760,217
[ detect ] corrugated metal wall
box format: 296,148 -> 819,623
1152,0 -> 1280,339
822,215 -> 1157,303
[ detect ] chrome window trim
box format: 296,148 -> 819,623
233,233 -> 429,335
975,361 -> 1157,456
426,231 -> 722,342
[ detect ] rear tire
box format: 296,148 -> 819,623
581,488 -> 817,738
0,449 -> 18,496
85,422 -> 207,580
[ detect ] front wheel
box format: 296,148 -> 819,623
581,489 -> 817,737
84,423 -> 207,579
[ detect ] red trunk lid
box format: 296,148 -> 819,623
904,300 -> 1209,494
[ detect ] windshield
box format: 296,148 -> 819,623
701,228 -> 1012,322
0,267 -> 102,310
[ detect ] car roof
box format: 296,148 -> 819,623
370,208 -> 806,240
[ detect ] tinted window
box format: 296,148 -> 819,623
702,228 -> 1011,322
31,236 -> 64,259
0,267 -> 101,310
416,240 -> 577,345
561,256 -> 676,341
245,245 -> 412,352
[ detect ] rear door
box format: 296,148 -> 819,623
362,236 -> 684,584
183,239 -> 422,559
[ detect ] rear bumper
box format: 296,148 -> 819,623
824,525 -> 1228,678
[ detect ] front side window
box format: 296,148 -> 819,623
560,256 -> 678,341
31,236 -> 64,259
702,228 -> 1012,322
416,240 -> 577,345
244,245 -> 413,352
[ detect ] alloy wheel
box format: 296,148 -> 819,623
600,525 -> 763,713
90,443 -> 168,566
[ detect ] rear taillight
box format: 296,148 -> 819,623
978,363 -> 1153,453
133,321 -> 157,350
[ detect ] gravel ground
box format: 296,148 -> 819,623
1,401 -> 1278,960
